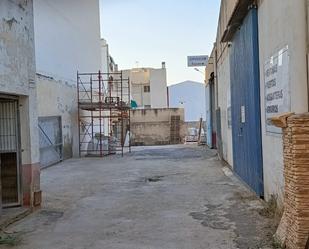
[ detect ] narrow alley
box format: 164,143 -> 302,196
3,145 -> 276,249
3,0 -> 309,248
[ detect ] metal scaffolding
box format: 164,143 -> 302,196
77,71 -> 131,157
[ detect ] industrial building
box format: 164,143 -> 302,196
207,0 -> 309,247
168,81 -> 206,122
208,0 -> 309,204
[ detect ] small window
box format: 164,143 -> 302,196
144,86 -> 150,93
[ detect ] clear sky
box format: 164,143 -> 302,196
99,0 -> 220,85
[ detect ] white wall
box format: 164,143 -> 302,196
0,0 -> 39,165
0,0 -> 41,207
101,39 -> 108,74
258,0 -> 308,203
169,81 -> 206,122
33,0 -> 102,83
101,38 -> 118,75
217,55 -> 233,167
36,75 -> 79,158
150,68 -> 168,108
123,68 -> 168,108
214,0 -> 234,167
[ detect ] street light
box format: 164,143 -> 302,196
194,68 -> 207,84
194,68 -> 205,75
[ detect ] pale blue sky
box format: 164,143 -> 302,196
100,0 -> 220,85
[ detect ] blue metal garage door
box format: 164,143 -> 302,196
230,8 -> 264,196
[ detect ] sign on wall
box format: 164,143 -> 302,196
187,55 -> 209,67
264,46 -> 290,134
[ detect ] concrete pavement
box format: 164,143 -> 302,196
4,145 -> 276,249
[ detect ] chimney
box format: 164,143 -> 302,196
162,62 -> 166,69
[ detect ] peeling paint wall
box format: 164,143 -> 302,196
130,108 -> 185,146
0,0 -> 40,207
0,0 -> 39,164
36,75 -> 79,158
0,0 -> 36,95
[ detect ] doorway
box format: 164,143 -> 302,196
170,115 -> 181,144
230,8 -> 264,197
0,97 -> 21,207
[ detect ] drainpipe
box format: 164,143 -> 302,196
214,44 -> 220,151
214,45 -> 219,110
167,87 -> 170,108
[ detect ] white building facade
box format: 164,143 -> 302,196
33,0 -> 102,82
123,63 -> 168,109
101,38 -> 118,75
33,0 -> 102,166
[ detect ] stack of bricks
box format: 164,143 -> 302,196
282,113 -> 309,249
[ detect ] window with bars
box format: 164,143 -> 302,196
0,100 -> 18,153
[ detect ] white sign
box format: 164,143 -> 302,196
227,90 -> 232,129
241,106 -> 246,124
264,46 -> 290,134
187,55 -> 209,67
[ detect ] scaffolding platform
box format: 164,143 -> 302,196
79,102 -> 130,112
77,71 -> 131,157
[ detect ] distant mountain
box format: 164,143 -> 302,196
168,81 -> 206,122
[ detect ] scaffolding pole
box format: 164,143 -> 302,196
77,71 -> 131,157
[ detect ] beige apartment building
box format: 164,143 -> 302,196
122,63 -> 168,109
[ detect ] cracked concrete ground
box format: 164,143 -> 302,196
4,145 -> 276,249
